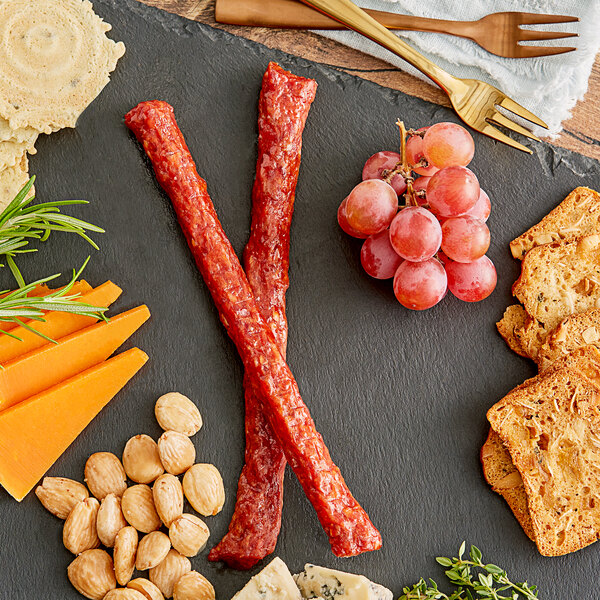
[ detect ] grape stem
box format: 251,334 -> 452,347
382,121 -> 418,208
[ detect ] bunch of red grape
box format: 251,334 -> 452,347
338,122 -> 497,311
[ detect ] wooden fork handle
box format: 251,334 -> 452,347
215,0 -> 478,39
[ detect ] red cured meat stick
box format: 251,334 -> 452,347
125,100 -> 382,558
209,63 -> 317,569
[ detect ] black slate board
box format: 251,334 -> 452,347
1,1 -> 600,597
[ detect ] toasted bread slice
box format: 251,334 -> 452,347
513,316 -> 550,361
481,429 -> 535,540
512,235 -> 600,332
537,310 -> 600,371
510,187 -> 600,260
497,305 -> 530,358
487,367 -> 600,556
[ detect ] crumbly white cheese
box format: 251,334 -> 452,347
232,557 -> 302,600
294,564 -> 393,600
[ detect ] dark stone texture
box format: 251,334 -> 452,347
1,0 -> 599,597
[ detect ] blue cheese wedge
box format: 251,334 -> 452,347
232,557 -> 302,599
294,564 -> 393,600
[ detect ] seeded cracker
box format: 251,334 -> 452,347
0,0 -> 125,134
496,305 -> 530,358
0,155 -> 32,212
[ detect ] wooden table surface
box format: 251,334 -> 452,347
139,0 -> 600,162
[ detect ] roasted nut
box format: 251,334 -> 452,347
121,484 -> 162,533
136,531 -> 172,571
173,571 -> 215,600
153,473 -> 184,527
35,477 -> 89,519
63,498 -> 100,555
67,549 -> 116,600
105,589 -> 147,600
155,393 -> 202,436
157,431 -> 196,475
149,549 -> 191,598
169,514 -> 209,557
123,434 -> 164,484
114,526 -> 139,586
84,452 -> 127,499
128,578 -> 165,600
182,464 -> 225,516
97,493 -> 128,547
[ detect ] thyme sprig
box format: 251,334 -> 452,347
0,177 -> 104,286
0,257 -> 108,342
400,543 -> 539,600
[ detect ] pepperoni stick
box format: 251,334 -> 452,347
125,100 -> 382,557
209,63 -> 317,569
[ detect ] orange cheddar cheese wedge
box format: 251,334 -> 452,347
0,281 -> 122,363
0,305 -> 150,412
0,348 -> 149,501
0,280 -> 93,335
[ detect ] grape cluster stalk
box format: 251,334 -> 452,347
338,121 -> 496,310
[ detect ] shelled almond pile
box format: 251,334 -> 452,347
36,392 -> 221,600
483,186 -> 600,557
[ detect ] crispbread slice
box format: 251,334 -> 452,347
514,316 -> 549,361
537,310 -> 600,371
511,187 -> 600,260
487,367 -> 600,556
512,235 -> 600,331
496,305 -> 529,358
481,429 -> 535,540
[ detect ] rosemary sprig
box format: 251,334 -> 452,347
400,543 -> 539,600
0,257 -> 108,342
0,177 -> 104,284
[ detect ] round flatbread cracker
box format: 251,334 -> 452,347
0,0 -> 125,133
0,137 -> 37,172
0,117 -> 37,147
0,154 -> 33,213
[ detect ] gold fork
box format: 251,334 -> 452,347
299,0 -> 549,152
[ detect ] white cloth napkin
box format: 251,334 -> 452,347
315,0 -> 600,137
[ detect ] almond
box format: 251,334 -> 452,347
122,484 -> 162,533
173,571 -> 215,600
114,526 -> 138,586
169,514 -> 209,557
182,464 -> 225,517
149,549 -> 191,598
123,435 -> 164,484
105,589 -> 147,600
35,476 -> 89,519
155,393 -> 202,436
157,431 -> 195,476
97,493 -> 128,547
85,452 -> 127,500
67,549 -> 116,600
63,498 -> 100,555
153,473 -> 184,527
127,578 -> 165,600
136,531 -> 171,571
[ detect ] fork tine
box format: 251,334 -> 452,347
518,29 -> 578,42
517,45 -> 577,58
517,12 -> 579,25
497,96 -> 548,128
487,112 -> 540,142
480,123 -> 532,154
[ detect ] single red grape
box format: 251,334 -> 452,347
423,122 -> 475,168
406,128 -> 439,176
393,258 -> 447,310
427,166 -> 480,217
389,206 -> 442,262
412,176 -> 431,206
338,197 -> 368,238
361,230 -> 403,279
445,255 -> 497,302
362,151 -> 407,196
464,189 -> 491,222
345,180 -> 398,235
441,216 -> 490,263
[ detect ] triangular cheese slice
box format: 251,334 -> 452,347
0,348 -> 148,501
0,305 -> 150,412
